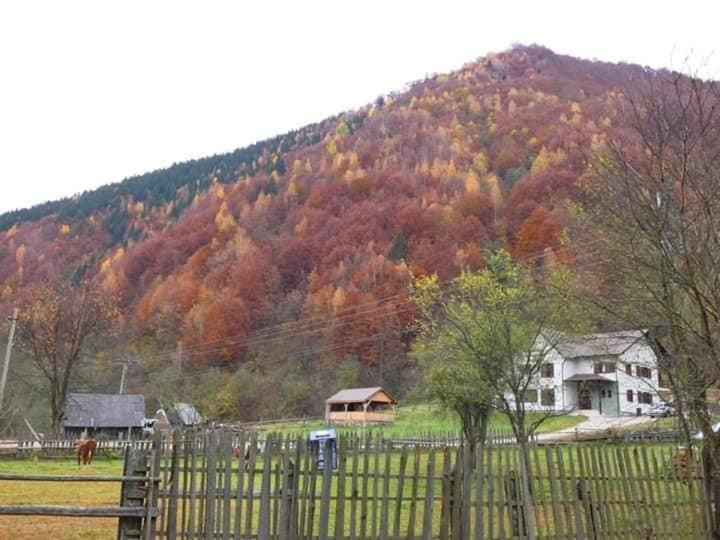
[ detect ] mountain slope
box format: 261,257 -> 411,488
0,45 -> 644,419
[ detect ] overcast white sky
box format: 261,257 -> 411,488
0,1 -> 717,213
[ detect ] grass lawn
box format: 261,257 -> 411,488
0,459 -> 123,539
257,403 -> 586,437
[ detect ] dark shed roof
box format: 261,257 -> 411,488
64,393 -> 145,428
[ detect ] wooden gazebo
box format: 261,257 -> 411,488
325,387 -> 397,425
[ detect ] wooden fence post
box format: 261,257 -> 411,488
165,429 -> 180,540
144,431 -> 162,540
118,448 -> 148,540
576,479 -> 598,540
507,469 -> 526,539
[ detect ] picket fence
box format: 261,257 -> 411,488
12,427 -> 528,458
147,430 -> 712,539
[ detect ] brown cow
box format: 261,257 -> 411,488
75,439 -> 97,466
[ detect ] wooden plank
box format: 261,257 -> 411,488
421,449 -> 435,540
406,446 -> 421,540
544,445 -> 564,540
593,445 -> 618,540
566,444 -> 585,539
495,446 -> 506,540
145,430 -> 163,540
584,445 -> 605,538
349,437 -> 360,540
359,434 -> 371,540
180,429 -> 191,538
392,445 -> 408,539
637,446 -> 661,539
460,443 -> 471,540
244,434 -> 259,540
305,443 -> 320,540
290,436 -> 302,540
474,444 -> 484,540
197,432 -> 208,540
221,431 -> 233,540
379,441 -> 393,540
187,430 -> 199,539
685,449 -> 704,540
486,445 -> 495,540
258,435 -> 273,540
298,438 -> 312,540
450,445 -> 463,540
273,453 -> 281,538
0,473 -> 153,482
159,433 -> 170,536
654,446 -> 679,539
166,430 -> 181,540
614,446 -> 639,538
278,440 -> 293,540
370,437 -> 380,540
439,446 -> 451,540
532,442 -> 550,538
203,431 -> 218,540
233,431 -> 246,540
318,439 -> 334,540
0,505 -> 160,517
335,438 -> 348,540
118,447 -> 146,540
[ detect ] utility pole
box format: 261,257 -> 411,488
0,308 -> 19,412
176,342 -> 183,376
118,360 -> 128,395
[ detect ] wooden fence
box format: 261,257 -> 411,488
149,430 -> 713,539
0,444 -> 162,540
2,429 -> 713,538
11,428 -> 524,458
15,438 -> 156,457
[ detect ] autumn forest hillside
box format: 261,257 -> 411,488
0,46 -> 647,423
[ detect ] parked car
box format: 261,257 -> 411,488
693,421 -> 720,440
648,402 -> 676,418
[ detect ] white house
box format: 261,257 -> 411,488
522,330 -> 667,417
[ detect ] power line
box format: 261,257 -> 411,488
99,239 -> 605,368
129,248 -> 613,386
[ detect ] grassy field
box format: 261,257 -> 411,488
0,459 -> 122,539
256,403 -> 586,436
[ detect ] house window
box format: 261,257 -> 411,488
638,392 -> 653,405
636,366 -> 652,378
626,364 -> 633,376
593,362 -> 617,374
541,388 -> 555,407
540,363 -> 554,378
523,389 -> 538,403
627,389 -> 634,402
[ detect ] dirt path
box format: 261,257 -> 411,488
537,412 -> 656,442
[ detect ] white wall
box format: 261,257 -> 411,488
511,337 -> 666,416
616,341 -> 665,415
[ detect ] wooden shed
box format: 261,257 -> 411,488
325,387 -> 397,424
64,393 -> 146,439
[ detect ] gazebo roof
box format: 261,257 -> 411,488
326,387 -> 397,404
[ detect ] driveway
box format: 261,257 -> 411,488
537,411 -> 656,442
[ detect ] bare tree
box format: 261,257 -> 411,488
17,279 -> 119,435
577,64 -> 720,531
